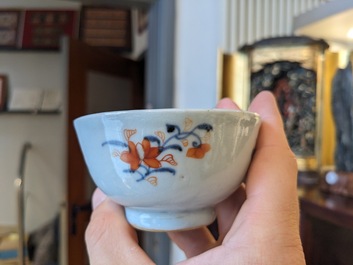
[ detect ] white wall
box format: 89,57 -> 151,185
0,52 -> 67,232
0,0 -> 80,236
173,0 -> 227,109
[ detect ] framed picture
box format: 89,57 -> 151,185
240,36 -> 329,172
79,7 -> 132,51
0,10 -> 21,48
21,10 -> 78,49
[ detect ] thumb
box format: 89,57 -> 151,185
86,189 -> 155,265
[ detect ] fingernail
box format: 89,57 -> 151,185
92,188 -> 107,209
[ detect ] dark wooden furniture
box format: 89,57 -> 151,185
66,38 -> 144,264
299,181 -> 353,265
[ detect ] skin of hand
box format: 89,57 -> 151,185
85,91 -> 305,265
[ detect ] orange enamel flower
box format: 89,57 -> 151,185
141,139 -> 161,168
186,144 -> 211,159
120,141 -> 141,171
120,139 -> 162,170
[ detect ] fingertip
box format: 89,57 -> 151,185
248,91 -> 277,114
248,91 -> 289,148
216,98 -> 240,110
92,188 -> 107,209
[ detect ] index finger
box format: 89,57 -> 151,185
86,189 -> 155,265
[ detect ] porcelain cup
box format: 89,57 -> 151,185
74,109 -> 261,231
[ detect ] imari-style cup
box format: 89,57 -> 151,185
74,109 -> 261,231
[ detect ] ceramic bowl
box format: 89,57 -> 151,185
74,109 -> 261,231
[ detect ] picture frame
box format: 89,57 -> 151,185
79,6 -> 132,51
21,10 -> 78,50
0,10 -> 21,48
239,36 -> 329,172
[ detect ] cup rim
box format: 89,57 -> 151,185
74,108 -> 260,122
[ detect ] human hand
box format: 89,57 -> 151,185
85,91 -> 305,265
168,91 -> 305,264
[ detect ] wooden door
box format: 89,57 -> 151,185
66,38 -> 144,264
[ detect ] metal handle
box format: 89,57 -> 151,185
14,142 -> 32,265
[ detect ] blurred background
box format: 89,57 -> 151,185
1,0 -> 353,264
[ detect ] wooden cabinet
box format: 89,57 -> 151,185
299,183 -> 353,264
65,38 -> 145,264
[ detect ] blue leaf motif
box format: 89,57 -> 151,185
197,123 -> 213,132
162,144 -> 183,152
102,140 -> 128,147
144,136 -> 161,145
149,168 -> 176,175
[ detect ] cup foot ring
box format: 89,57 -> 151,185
125,207 -> 216,232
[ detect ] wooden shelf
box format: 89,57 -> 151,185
0,110 -> 61,115
64,0 -> 155,9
